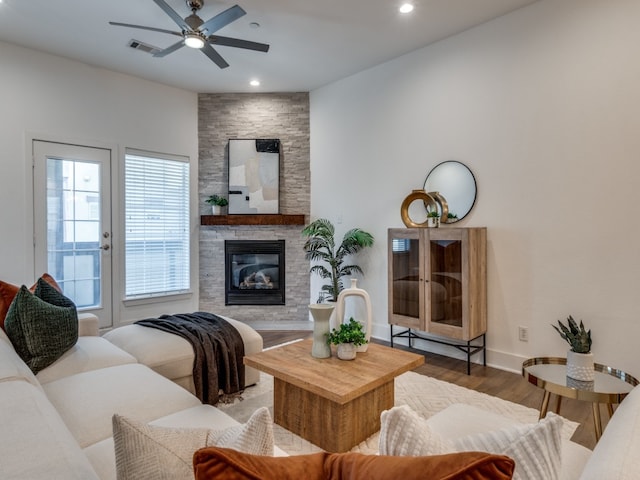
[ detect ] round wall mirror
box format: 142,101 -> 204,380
423,161 -> 477,223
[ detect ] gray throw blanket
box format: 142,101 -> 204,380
135,312 -> 245,405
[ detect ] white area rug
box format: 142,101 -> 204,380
219,370 -> 580,455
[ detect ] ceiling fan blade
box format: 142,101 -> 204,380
152,0 -> 189,30
208,35 -> 269,52
152,40 -> 186,58
109,22 -> 182,37
199,5 -> 246,35
201,43 -> 229,69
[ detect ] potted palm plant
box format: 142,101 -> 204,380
327,317 -> 368,360
553,315 -> 594,381
206,194 -> 229,215
302,218 -> 374,303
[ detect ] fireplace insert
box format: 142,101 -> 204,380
225,240 -> 285,305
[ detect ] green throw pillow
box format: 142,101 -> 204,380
5,279 -> 78,374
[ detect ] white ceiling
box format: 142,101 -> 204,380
0,0 -> 539,93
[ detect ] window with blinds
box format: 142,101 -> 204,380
124,150 -> 190,299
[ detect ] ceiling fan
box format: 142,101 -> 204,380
109,0 -> 269,69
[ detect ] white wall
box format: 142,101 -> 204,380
0,41 -> 199,328
310,0 -> 640,374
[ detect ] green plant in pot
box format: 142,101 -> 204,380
427,209 -> 440,228
302,218 -> 374,303
327,317 -> 367,360
206,194 -> 229,215
553,315 -> 594,381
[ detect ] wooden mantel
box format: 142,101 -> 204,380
200,214 -> 306,226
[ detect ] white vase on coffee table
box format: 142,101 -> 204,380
309,304 -> 334,359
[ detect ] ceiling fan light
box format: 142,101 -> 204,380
184,34 -> 205,49
399,3 -> 414,14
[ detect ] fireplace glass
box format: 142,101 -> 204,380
225,240 -> 285,305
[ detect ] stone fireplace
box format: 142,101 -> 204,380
198,93 -> 310,327
225,240 -> 285,305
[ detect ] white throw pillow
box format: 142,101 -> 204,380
379,404 -> 563,480
113,406 -> 274,480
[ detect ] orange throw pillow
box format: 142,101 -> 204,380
0,274 -> 62,331
193,447 -> 515,480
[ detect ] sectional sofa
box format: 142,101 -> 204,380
0,314 -> 278,479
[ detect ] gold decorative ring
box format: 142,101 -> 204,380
400,190 -> 437,228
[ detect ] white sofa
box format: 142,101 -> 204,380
393,384 -> 640,480
0,314 -> 274,480
102,315 -> 263,394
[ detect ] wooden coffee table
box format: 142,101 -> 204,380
244,339 -> 424,452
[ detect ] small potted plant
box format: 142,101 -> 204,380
205,194 -> 229,215
446,212 -> 458,223
327,317 -> 368,360
552,315 -> 594,381
427,210 -> 440,228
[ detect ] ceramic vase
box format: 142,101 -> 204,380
308,304 -> 334,358
335,279 -> 373,352
566,350 -> 595,382
211,205 -> 222,215
336,343 -> 357,360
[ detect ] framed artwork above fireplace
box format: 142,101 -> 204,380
228,139 -> 280,214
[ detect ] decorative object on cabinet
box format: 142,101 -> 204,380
424,161 -> 477,223
205,194 -> 228,215
426,210 -> 440,228
388,227 -> 487,374
302,218 -> 374,303
400,190 -> 438,228
308,303 -> 334,359
553,316 -> 594,381
334,279 -> 373,352
228,139 -> 280,214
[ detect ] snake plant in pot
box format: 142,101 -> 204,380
553,315 -> 594,381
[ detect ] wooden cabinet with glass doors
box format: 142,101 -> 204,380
387,227 -> 487,373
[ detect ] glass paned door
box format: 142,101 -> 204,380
429,239 -> 463,328
33,141 -> 112,328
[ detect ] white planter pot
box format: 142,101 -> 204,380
566,350 -> 595,382
211,205 -> 222,215
427,217 -> 440,228
336,343 -> 357,360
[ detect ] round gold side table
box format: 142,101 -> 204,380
522,357 -> 638,441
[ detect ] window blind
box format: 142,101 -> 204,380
125,152 -> 190,298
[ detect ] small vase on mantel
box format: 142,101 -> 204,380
335,279 -> 373,352
566,350 -> 595,382
211,205 -> 222,215
308,304 -> 334,359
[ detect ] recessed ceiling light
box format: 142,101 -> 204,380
249,22 -> 260,29
250,79 -> 260,87
399,3 -> 414,14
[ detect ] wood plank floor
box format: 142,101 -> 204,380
258,330 -> 600,450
